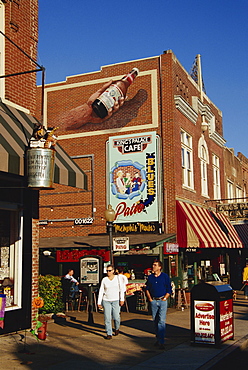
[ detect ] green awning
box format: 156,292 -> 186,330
0,100 -> 87,189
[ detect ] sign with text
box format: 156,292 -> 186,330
113,237 -> 129,251
164,243 -> 179,254
217,202 -> 248,219
113,221 -> 160,234
107,132 -> 160,224
194,300 -> 215,344
220,299 -> 233,342
56,249 -> 109,263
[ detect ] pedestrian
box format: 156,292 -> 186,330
97,264 -> 125,339
242,261 -> 248,299
146,260 -> 172,349
62,269 -> 79,307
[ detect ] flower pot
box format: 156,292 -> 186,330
37,321 -> 47,340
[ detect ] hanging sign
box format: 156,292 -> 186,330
113,237 -> 129,251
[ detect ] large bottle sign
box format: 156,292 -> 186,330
107,131 -> 160,225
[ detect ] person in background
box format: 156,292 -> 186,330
97,265 -> 125,340
62,269 -> 79,305
115,268 -> 128,291
146,261 -> 172,350
64,269 -> 79,285
242,261 -> 248,299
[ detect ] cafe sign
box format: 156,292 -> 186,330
217,202 -> 248,219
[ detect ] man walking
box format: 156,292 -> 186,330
146,261 -> 172,349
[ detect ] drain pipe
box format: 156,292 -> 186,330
70,154 -> 95,218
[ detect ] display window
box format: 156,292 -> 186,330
0,209 -> 23,310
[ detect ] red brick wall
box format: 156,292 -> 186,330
37,51 -> 226,242
3,0 -> 38,115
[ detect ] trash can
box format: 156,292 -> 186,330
191,281 -> 234,346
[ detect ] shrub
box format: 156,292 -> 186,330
38,275 -> 64,314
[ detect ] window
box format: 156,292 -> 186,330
212,154 -> 221,200
236,186 -> 242,202
227,181 -> 234,203
198,137 -> 209,197
0,209 -> 22,309
181,130 -> 194,189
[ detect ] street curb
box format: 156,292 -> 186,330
197,334 -> 248,369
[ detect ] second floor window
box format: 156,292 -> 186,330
200,145 -> 208,197
181,130 -> 194,189
212,154 -> 221,200
227,180 -> 234,203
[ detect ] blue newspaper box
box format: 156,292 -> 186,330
191,282 -> 234,346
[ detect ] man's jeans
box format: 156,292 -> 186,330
102,300 -> 120,336
150,299 -> 168,344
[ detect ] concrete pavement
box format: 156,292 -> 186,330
0,291 -> 247,369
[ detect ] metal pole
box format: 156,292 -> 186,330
109,221 -> 114,265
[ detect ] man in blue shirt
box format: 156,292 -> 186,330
146,260 -> 172,349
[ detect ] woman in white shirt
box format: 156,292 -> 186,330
97,265 -> 125,339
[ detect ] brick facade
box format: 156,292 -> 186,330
1,0 -> 39,330
2,0 -> 38,115
37,51 -> 227,243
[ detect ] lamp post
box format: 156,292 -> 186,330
105,204 -> 115,265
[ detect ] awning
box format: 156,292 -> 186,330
233,224 -> 248,248
177,200 -> 243,248
0,100 -> 87,189
39,233 -> 176,249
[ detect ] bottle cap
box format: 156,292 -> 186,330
131,67 -> 139,75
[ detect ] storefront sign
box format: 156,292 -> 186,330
194,300 -> 215,344
56,249 -> 110,262
220,299 -> 233,342
113,221 -> 160,234
107,132 -> 160,224
113,237 -> 129,251
163,243 -> 179,254
217,202 -> 248,219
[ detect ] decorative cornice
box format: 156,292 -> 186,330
174,95 -> 198,124
209,131 -> 226,147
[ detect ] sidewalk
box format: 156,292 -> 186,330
1,291 -> 247,370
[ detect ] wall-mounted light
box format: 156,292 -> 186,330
43,250 -> 51,256
201,114 -> 208,133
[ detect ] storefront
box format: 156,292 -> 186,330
39,233 -> 176,279
0,101 -> 87,334
176,200 -> 243,290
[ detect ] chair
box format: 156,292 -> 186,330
78,288 -> 89,312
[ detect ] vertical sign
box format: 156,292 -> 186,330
107,131 -> 159,224
220,299 -> 233,342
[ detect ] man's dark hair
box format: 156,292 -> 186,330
153,260 -> 162,268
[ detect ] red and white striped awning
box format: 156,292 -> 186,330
176,201 -> 243,248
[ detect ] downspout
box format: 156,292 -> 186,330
70,154 -> 95,218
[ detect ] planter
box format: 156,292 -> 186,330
37,321 -> 47,340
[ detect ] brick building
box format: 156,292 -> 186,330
0,0 -> 39,334
37,51 -> 243,289
0,0 -> 87,334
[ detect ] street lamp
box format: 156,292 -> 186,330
105,204 -> 115,265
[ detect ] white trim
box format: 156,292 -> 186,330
174,95 -> 198,124
1,98 -> 30,114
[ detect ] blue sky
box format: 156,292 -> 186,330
38,0 -> 248,156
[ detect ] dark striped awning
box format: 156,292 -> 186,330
177,201 -> 243,249
0,100 -> 87,189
